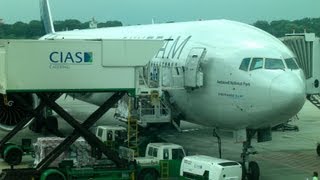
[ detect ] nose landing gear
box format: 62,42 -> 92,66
241,130 -> 260,180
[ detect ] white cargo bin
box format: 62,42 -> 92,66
180,155 -> 242,180
0,39 -> 163,94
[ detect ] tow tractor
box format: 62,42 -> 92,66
26,141 -> 185,180
38,141 -> 242,180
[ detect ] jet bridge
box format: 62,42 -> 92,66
281,33 -> 320,157
280,33 -> 320,94
281,33 -> 320,110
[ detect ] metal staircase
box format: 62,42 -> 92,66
127,99 -> 139,156
307,94 -> 320,109
160,160 -> 169,179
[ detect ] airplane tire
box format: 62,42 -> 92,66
317,144 -> 320,157
45,116 -> 58,132
248,161 -> 260,180
29,115 -> 45,133
138,169 -> 158,180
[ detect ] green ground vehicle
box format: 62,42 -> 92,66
38,142 -> 186,180
0,125 -> 185,180
38,142 -> 242,180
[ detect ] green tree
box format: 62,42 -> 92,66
11,21 -> 29,38
253,20 -> 271,33
98,20 -> 122,28
63,19 -> 82,30
27,20 -> 45,38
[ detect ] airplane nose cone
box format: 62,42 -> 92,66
270,73 -> 306,116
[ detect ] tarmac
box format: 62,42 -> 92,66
0,97 -> 319,180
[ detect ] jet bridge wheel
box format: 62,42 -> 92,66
248,161 -> 260,180
317,144 -> 320,156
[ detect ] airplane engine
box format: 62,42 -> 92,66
0,93 -> 38,131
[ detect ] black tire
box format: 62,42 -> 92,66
41,169 -> 66,180
3,145 -> 23,165
248,161 -> 260,180
45,173 -> 65,180
45,116 -> 58,131
29,109 -> 46,133
317,144 -> 320,157
138,169 -> 158,180
1,142 -> 14,158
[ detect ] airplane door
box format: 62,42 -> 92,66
184,48 -> 206,88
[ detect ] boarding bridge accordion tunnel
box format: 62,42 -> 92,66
281,33 -> 320,156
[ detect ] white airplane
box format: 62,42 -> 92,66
0,0 -> 306,179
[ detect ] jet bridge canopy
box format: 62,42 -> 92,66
0,39 -> 163,94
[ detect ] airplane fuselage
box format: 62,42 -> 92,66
41,20 -> 306,130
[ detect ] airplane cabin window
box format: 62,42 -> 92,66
265,58 -> 285,70
250,58 -> 263,71
285,58 -> 299,69
239,58 -> 251,71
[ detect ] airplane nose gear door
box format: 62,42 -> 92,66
184,48 -> 206,88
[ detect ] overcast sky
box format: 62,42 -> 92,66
0,0 -> 320,25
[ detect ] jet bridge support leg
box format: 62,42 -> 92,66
241,129 -> 259,180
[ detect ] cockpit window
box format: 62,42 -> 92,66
250,58 -> 263,71
265,58 -> 285,70
285,58 -> 299,70
239,58 -> 251,71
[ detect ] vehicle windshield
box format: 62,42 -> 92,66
265,58 -> 285,70
285,58 -> 299,69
